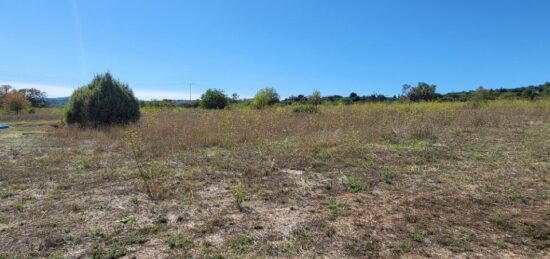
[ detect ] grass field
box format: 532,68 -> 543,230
1,101 -> 549,258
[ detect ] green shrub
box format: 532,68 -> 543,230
309,89 -> 321,105
64,73 -> 140,126
199,89 -> 228,109
291,104 -> 319,113
251,87 -> 279,109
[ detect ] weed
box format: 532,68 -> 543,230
0,190 -> 13,198
128,234 -> 149,245
345,174 -> 365,193
107,244 -> 127,259
253,223 -> 264,230
523,223 -> 549,240
167,234 -> 194,249
490,216 -> 514,230
437,235 -> 472,253
119,214 -> 136,224
231,186 -> 249,212
409,230 -> 423,242
13,202 -> 25,212
227,235 -> 254,253
382,171 -> 393,184
47,252 -> 64,259
506,189 -> 525,202
328,201 -> 349,216
125,128 -> 171,200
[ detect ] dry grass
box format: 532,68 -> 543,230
1,100 -> 549,258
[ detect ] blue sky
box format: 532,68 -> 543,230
1,0 -> 549,99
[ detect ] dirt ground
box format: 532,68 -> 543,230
0,110 -> 549,258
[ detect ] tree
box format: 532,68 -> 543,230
199,89 -> 228,109
2,92 -> 30,114
18,88 -> 47,107
407,82 -> 437,101
65,72 -> 140,126
231,93 -> 240,102
251,87 -> 279,109
401,84 -> 411,97
0,85 -> 12,100
349,92 -> 360,102
309,89 -> 321,105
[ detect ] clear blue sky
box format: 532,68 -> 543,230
1,0 -> 549,99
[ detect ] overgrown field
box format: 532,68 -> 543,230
1,101 -> 549,258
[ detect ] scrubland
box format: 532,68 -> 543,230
1,100 -> 549,258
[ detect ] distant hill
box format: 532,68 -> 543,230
46,97 -> 198,108
46,97 -> 69,107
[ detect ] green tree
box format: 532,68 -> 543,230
251,87 -> 279,109
18,88 -> 47,107
407,82 -> 437,101
309,89 -> 321,105
199,89 -> 228,109
65,72 -> 140,126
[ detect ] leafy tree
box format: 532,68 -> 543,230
199,89 -> 228,109
349,92 -> 360,102
309,89 -> 321,105
18,88 -> 47,107
231,93 -> 240,103
65,72 -> 140,126
2,92 -> 30,114
0,85 -> 12,100
251,87 -> 279,109
406,82 -> 437,101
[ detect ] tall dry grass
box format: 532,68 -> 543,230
49,100 -> 550,159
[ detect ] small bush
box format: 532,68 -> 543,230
291,104 -> 319,113
64,72 -> 140,127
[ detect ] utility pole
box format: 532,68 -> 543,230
189,83 -> 193,102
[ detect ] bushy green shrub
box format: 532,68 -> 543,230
406,82 -> 437,102
291,104 -> 319,113
64,73 -> 140,126
199,89 -> 228,109
251,87 -> 279,109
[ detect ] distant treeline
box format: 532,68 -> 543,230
138,81 -> 550,108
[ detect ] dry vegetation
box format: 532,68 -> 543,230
1,100 -> 550,258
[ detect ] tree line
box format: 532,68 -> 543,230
0,85 -> 47,114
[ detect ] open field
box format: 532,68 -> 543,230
1,101 -> 549,258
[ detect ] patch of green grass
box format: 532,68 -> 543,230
119,214 -> 136,224
47,252 -> 65,259
167,234 -> 194,249
0,190 -> 13,199
437,235 -> 472,253
128,234 -> 149,245
382,171 -> 393,184
490,216 -> 514,230
345,174 -> 365,193
91,245 -> 127,259
506,189 -> 526,202
106,244 -> 127,259
328,201 -> 349,216
0,214 -> 9,224
13,202 -> 25,212
523,223 -> 550,241
409,230 -> 423,242
226,235 -> 254,254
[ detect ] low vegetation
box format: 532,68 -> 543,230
1,99 -> 549,257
